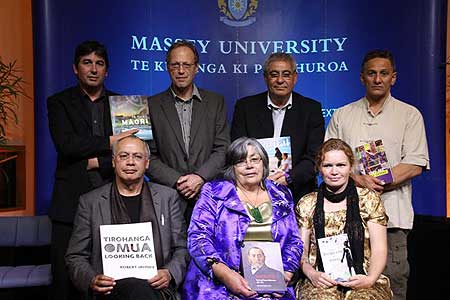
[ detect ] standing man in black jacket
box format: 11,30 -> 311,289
47,40 -> 136,300
231,53 -> 324,202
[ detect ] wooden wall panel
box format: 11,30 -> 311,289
0,0 -> 35,216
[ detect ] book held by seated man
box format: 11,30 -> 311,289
100,222 -> 157,280
317,233 -> 355,282
109,95 -> 153,140
355,139 -> 393,184
241,241 -> 286,294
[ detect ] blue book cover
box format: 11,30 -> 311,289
257,137 -> 292,174
109,95 -> 153,141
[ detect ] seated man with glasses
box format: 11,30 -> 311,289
147,40 -> 230,221
231,52 -> 325,203
66,136 -> 189,300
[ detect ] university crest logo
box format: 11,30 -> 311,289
218,0 -> 258,27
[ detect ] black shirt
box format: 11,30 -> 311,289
78,87 -> 110,188
122,194 -> 141,223
81,89 -> 107,137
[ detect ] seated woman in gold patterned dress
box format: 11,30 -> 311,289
295,138 -> 392,300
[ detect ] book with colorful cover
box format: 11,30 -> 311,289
257,137 -> 292,174
317,233 -> 355,282
355,139 -> 393,184
241,241 -> 286,294
109,95 -> 153,140
100,222 -> 157,280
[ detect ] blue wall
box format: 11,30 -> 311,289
34,0 -> 447,216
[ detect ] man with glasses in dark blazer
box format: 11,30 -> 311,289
231,52 -> 325,203
147,40 -> 230,220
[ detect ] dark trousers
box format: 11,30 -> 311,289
184,202 -> 195,223
385,228 -> 410,300
50,221 -> 82,300
100,278 -> 163,300
180,196 -> 195,224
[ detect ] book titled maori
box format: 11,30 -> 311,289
109,95 -> 153,140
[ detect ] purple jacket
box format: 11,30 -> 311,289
183,179 -> 303,300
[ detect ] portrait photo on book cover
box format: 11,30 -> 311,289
241,241 -> 286,293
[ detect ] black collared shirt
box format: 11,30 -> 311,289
78,86 -> 109,188
81,89 -> 107,137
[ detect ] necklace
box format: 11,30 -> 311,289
238,186 -> 264,223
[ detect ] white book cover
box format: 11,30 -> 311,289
100,222 -> 157,280
317,233 -> 355,282
257,136 -> 292,174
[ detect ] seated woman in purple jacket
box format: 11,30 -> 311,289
183,137 -> 303,299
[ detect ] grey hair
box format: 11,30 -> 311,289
222,137 -> 269,183
248,246 -> 265,256
111,135 -> 150,159
263,52 -> 297,76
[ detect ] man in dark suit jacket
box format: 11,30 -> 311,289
66,136 -> 188,300
148,41 -> 229,219
47,41 -> 136,300
231,53 -> 324,202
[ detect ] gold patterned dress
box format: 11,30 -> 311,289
295,188 -> 392,300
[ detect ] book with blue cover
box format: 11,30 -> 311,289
257,136 -> 292,174
109,95 -> 153,140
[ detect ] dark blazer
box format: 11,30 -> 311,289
65,182 -> 189,295
147,88 -> 230,188
246,264 -> 286,292
47,86 -> 116,223
231,91 -> 325,201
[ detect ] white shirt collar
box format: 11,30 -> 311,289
267,93 -> 293,110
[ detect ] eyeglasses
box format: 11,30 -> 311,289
268,71 -> 295,79
168,62 -> 196,70
116,152 -> 147,162
235,157 -> 262,167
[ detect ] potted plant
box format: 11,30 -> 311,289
0,57 -> 27,144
